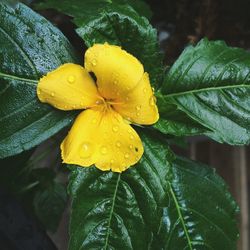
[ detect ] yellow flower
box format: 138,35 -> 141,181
37,43 -> 159,172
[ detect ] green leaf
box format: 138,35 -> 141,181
158,38 -> 250,145
68,131 -> 238,249
33,181 -> 67,232
0,3 -> 77,158
154,156 -> 238,250
37,0 -> 163,88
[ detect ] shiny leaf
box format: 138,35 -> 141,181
0,3 -> 77,158
158,39 -> 250,145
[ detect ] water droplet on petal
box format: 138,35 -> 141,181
100,146 -> 108,155
116,141 -> 121,148
130,135 -> 134,140
37,89 -> 41,95
64,105 -> 68,109
143,88 -> 147,93
136,105 -> 141,111
51,92 -> 55,97
124,153 -> 130,159
91,59 -> 97,66
129,145 -> 133,150
149,95 -> 156,106
80,142 -> 92,158
136,112 -> 140,117
113,80 -> 118,85
92,118 -> 97,124
112,125 -> 119,132
67,75 -> 75,84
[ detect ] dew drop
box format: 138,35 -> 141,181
113,80 -> 118,85
91,59 -> 97,66
143,88 -> 147,93
51,92 -> 55,97
136,105 -> 141,111
67,75 -> 75,84
96,100 -> 103,105
80,142 -> 92,158
129,145 -> 133,150
130,135 -> 134,140
92,118 -> 97,124
149,95 -> 156,106
112,125 -> 119,132
124,153 -> 130,159
100,146 -> 108,154
136,112 -> 140,117
37,89 -> 41,95
64,105 -> 68,109
116,141 -> 121,148
80,101 -> 84,106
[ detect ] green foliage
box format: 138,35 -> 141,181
37,0 -> 163,88
0,149 -> 68,232
0,3 -> 77,158
0,2 -> 246,249
157,39 -> 250,145
68,131 -> 238,250
33,179 -> 67,232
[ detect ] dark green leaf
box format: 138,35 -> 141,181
37,0 -> 163,88
0,3 -> 77,158
68,131 -> 238,249
33,181 -> 67,232
154,156 -> 238,250
159,38 -> 250,145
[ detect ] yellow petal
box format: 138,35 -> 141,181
84,43 -> 144,100
61,108 -> 143,172
113,73 -> 159,125
37,63 -> 101,110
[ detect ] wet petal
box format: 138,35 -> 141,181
113,73 -> 159,125
61,108 -> 143,172
84,43 -> 144,100
37,63 -> 100,110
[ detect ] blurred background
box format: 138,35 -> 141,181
1,0 -> 250,249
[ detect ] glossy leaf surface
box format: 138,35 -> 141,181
68,131 -> 238,250
0,3 -> 77,158
158,39 -> 250,145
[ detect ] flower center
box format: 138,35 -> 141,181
94,97 -> 118,112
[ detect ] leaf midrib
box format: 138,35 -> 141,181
168,181 -> 193,250
159,83 -> 250,99
0,72 -> 37,86
103,173 -> 121,250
